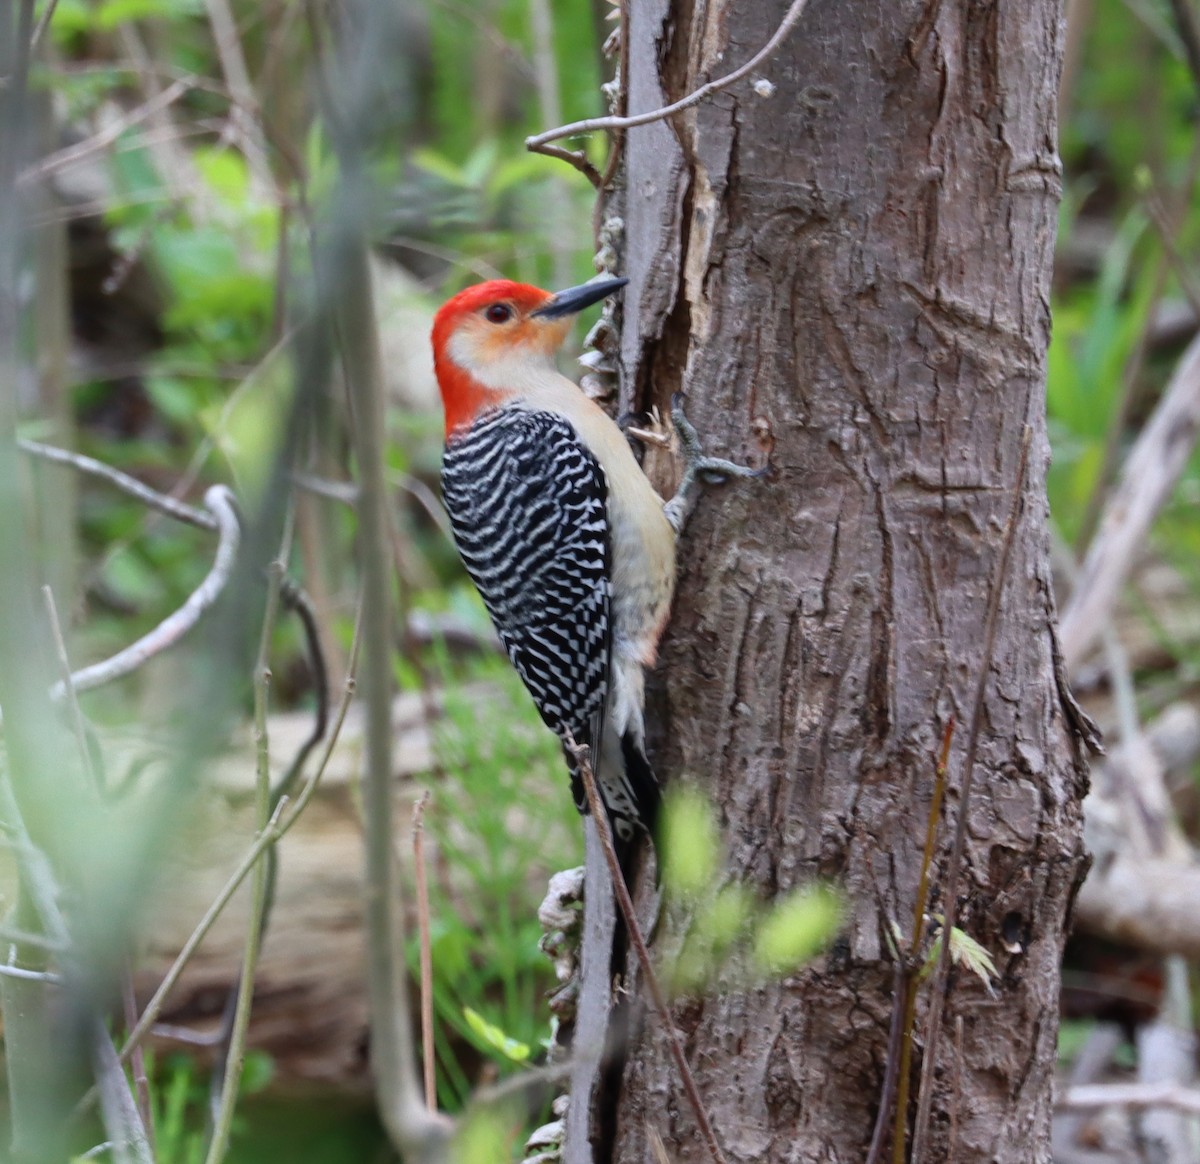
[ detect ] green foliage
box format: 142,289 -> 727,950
660,784 -> 720,896
658,789 -> 842,996
752,885 -> 843,977
1048,0 -> 1200,560
69,1050 -> 276,1164
462,1007 -> 531,1064
451,1102 -> 525,1164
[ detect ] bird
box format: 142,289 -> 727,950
431,275 -> 756,878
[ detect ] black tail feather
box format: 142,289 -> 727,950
619,732 -> 660,843
564,731 -> 661,887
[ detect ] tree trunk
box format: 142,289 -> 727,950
603,1 -> 1091,1160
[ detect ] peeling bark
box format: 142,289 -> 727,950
599,1 -> 1089,1160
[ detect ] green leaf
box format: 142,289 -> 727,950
753,885 -> 841,976
661,787 -> 720,897
239,1049 -> 275,1095
922,921 -> 998,993
412,148 -> 469,187
193,146 -> 251,207
462,1006 -> 531,1062
947,926 -> 998,992
701,884 -> 754,948
94,0 -> 202,30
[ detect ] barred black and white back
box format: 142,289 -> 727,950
442,407 -> 660,857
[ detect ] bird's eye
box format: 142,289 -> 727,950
485,303 -> 512,324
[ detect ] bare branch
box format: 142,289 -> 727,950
29,0 -> 60,52
91,1016 -> 154,1164
19,438 -> 218,530
1059,1083 -> 1200,1116
1074,855 -> 1200,961
41,585 -> 99,791
875,719 -> 954,1164
525,141 -> 603,189
526,0 -> 809,149
413,790 -> 436,1111
203,544 -> 287,1164
1061,331 -> 1200,669
0,963 -> 62,984
203,0 -> 270,174
51,485 -> 240,699
17,77 -> 195,187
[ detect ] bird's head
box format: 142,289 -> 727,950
431,276 -> 628,437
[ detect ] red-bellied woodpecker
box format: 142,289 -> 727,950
431,276 -> 757,875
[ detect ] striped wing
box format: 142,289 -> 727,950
441,408 -> 611,774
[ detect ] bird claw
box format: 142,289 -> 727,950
664,393 -> 764,533
621,407 -> 673,449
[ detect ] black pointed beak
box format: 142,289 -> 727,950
530,276 -> 629,319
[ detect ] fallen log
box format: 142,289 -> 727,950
100,685 -> 568,1093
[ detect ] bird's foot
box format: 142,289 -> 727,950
619,406 -> 673,449
664,393 -> 765,533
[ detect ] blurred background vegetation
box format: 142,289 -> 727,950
2,0 -> 1199,1160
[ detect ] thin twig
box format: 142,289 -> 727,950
910,428 -> 1033,1162
891,720 -> 956,1164
947,1015 -> 965,1159
121,972 -> 154,1156
78,796 -> 283,1096
566,734 -> 728,1164
469,1058 -> 574,1109
866,719 -> 954,1164
142,621 -> 354,1054
50,485 -> 239,700
413,790 -> 436,1110
17,77 -> 195,187
203,541 -> 287,1164
41,586 -> 99,791
91,1016 -> 154,1164
202,0 -> 275,192
0,963 -> 62,983
1142,180 -> 1200,322
525,0 -> 809,150
0,926 -> 62,951
527,142 -> 603,189
1165,0 -> 1200,98
18,438 -> 218,530
28,0 -> 59,51
864,960 -> 907,1164
273,576 -> 332,799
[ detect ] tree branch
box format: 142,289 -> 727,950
1060,331 -> 1200,670
530,0 -> 811,148
1059,1082 -> 1200,1116
46,484 -> 240,700
18,438 -> 219,530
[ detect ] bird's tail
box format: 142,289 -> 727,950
564,728 -> 661,883
596,727 -> 661,886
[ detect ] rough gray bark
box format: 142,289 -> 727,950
601,1 -> 1090,1160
